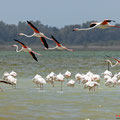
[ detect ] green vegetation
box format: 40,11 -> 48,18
0,20 -> 120,47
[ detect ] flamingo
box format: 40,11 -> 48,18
67,79 -> 75,87
105,55 -> 120,67
5,75 -> 17,88
10,71 -> 17,77
46,72 -> 56,87
105,77 -> 117,87
105,60 -> 118,67
75,73 -> 83,84
101,70 -> 113,77
44,35 -> 73,51
56,73 -> 65,91
18,21 -> 53,49
12,39 -> 41,62
32,74 -> 46,90
84,81 -> 100,92
73,19 -> 120,31
2,72 -> 10,81
64,70 -> 71,82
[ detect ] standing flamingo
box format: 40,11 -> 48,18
18,21 -> 53,49
56,73 -> 65,91
64,70 -> 71,82
73,19 -> 120,31
12,39 -> 41,62
67,79 -> 75,87
45,35 -> 73,51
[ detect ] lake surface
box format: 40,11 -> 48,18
0,50 -> 120,120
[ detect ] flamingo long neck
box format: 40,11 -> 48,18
44,35 -> 53,41
108,60 -> 118,67
47,47 -> 57,50
21,33 -> 34,37
14,45 -> 23,52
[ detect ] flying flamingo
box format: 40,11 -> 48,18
105,60 -> 119,67
18,21 -> 53,49
12,39 -> 41,62
45,35 -> 73,51
73,19 -> 120,31
105,55 -> 120,67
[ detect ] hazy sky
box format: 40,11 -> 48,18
0,0 -> 120,28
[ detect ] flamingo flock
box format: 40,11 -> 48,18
1,69 -> 120,92
1,19 -> 120,91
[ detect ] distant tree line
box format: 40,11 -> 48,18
0,20 -> 120,47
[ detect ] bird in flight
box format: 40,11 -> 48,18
12,39 -> 41,62
105,55 -> 120,67
73,19 -> 120,31
18,21 -> 53,49
44,35 -> 73,51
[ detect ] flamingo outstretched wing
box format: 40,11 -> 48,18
40,37 -> 49,49
73,24 -> 99,31
29,51 -> 38,62
101,19 -> 115,25
14,39 -> 27,48
51,35 -> 73,51
27,21 -> 39,33
51,35 -> 62,47
62,46 -> 74,51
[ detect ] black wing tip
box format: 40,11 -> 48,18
34,59 -> 38,62
30,52 -> 38,62
34,57 -> 38,62
41,37 -> 49,49
51,35 -> 57,41
14,39 -> 18,42
27,20 -> 30,23
51,35 -> 60,44
51,35 -> 55,39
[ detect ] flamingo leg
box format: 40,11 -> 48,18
61,82 -> 63,91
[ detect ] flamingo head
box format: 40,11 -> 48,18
12,44 -> 18,48
104,19 -> 116,23
10,71 -> 17,77
73,28 -> 79,31
105,60 -> 110,62
18,33 -> 24,36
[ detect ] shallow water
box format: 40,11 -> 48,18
0,50 -> 120,120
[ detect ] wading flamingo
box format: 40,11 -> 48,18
32,74 -> 46,90
73,19 -> 120,31
18,21 -> 53,49
64,70 -> 71,82
12,39 -> 41,62
45,35 -> 73,51
67,79 -> 75,87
